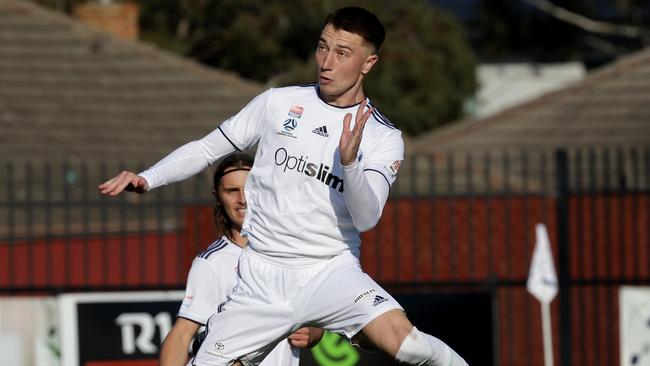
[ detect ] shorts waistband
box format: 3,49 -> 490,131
243,245 -> 358,269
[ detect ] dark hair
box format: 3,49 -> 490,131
324,7 -> 385,53
212,152 -> 254,240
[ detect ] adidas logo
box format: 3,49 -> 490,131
312,125 -> 329,137
373,295 -> 388,306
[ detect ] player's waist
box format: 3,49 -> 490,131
245,241 -> 358,268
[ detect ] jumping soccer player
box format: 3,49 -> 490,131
100,7 -> 468,366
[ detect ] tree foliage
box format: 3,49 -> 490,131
137,0 -> 476,136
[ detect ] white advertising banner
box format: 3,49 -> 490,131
620,286 -> 650,366
0,297 -> 60,366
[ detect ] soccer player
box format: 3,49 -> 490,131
100,6 -> 468,366
159,153 -> 323,366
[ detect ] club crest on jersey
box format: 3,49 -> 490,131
388,160 -> 402,177
288,105 -> 304,118
277,118 -> 298,139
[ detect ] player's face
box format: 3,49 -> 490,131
217,169 -> 249,231
315,24 -> 378,106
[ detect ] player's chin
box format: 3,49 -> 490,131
318,82 -> 336,94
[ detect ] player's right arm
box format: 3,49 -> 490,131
98,89 -> 271,196
160,317 -> 200,366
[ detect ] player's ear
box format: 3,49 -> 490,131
361,53 -> 378,76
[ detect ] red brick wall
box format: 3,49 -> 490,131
361,196 -> 557,282
73,2 -> 139,41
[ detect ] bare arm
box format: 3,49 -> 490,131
160,317 -> 200,366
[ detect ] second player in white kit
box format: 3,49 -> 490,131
159,153 -> 322,366
180,236 -> 301,366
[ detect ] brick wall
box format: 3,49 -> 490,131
73,2 -> 139,41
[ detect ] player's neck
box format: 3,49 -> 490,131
230,228 -> 248,248
321,84 -> 366,108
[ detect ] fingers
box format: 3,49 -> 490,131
342,113 -> 352,132
287,332 -> 310,348
293,327 -> 310,335
98,171 -> 144,196
348,105 -> 373,148
353,101 -> 373,136
344,100 -> 372,134
339,100 -> 373,166
355,100 -> 369,122
287,327 -> 324,348
288,337 -> 305,347
308,327 -> 325,346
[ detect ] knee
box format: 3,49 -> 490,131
395,326 -> 435,364
362,310 -> 413,356
395,327 -> 468,366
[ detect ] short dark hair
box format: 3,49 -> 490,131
324,7 -> 385,53
212,152 -> 254,240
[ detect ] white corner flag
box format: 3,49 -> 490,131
527,223 -> 559,366
527,223 -> 559,303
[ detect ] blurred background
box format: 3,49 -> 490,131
1,0 -> 649,365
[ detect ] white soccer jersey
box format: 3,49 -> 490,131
178,236 -> 300,366
219,84 -> 404,261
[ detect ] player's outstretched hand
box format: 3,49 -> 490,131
287,327 -> 325,348
98,171 -> 148,196
339,99 -> 373,166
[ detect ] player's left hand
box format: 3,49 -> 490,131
288,327 -> 325,348
339,99 -> 373,166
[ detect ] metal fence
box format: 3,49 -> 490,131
1,147 -> 649,366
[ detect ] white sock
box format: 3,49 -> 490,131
395,327 -> 468,366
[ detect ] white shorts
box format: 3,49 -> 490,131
192,247 -> 403,366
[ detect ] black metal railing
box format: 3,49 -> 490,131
1,146 -> 649,366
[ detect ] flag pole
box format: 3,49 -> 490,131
527,223 -> 558,366
541,300 -> 553,366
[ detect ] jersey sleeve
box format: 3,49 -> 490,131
138,130 -> 235,190
177,258 -> 226,325
218,89 -> 272,150
341,129 -> 405,232
362,130 -> 405,188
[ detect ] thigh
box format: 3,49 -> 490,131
192,251 -> 297,365
295,254 -> 403,339
192,301 -> 293,366
361,309 -> 413,357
